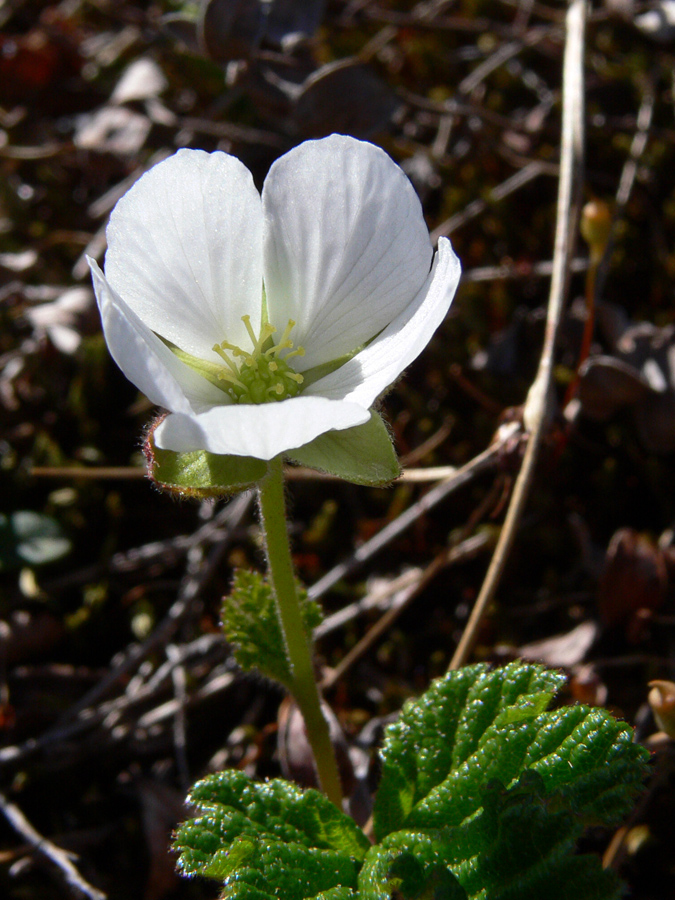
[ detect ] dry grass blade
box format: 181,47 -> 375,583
450,0 -> 587,670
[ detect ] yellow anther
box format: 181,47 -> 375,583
286,373 -> 304,384
266,319 -> 297,357
219,340 -> 245,357
257,321 -> 277,352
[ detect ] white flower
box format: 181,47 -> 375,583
89,135 -> 460,461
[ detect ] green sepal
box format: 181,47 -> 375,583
287,411 -> 400,486
300,346 -> 365,389
174,770 -> 370,899
144,429 -> 267,498
222,569 -> 323,689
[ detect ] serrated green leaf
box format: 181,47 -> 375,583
359,831 -> 467,900
443,772 -> 622,900
373,662 -> 566,838
222,569 -> 323,689
146,435 -> 267,498
215,835 -> 360,900
287,411 -> 400,486
174,770 -> 370,898
0,511 -> 71,570
312,889 -> 357,900
372,662 -> 648,900
187,771 -> 369,858
175,664 -> 647,900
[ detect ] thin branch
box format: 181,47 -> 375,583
308,429 -> 516,602
450,0 -> 587,669
166,643 -> 190,791
29,464 -> 461,483
320,532 -> 491,690
0,792 -> 106,900
0,496 -> 251,772
430,161 -> 547,241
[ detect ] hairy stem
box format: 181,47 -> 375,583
258,456 -> 343,808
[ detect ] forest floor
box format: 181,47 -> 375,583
1,0 -> 675,897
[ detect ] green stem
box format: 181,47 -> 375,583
258,456 -> 343,808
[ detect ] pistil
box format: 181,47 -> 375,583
211,316 -> 305,405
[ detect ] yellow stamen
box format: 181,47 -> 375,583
211,315 -> 305,404
241,314 -> 258,348
212,343 -> 241,376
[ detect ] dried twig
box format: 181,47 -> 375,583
430,161 -> 548,241
0,792 -> 106,900
308,431 -> 515,602
0,496 -> 251,773
29,464 -> 460,483
450,0 -> 587,669
320,532 -> 491,690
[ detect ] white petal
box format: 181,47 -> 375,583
104,149 -> 263,360
262,135 -> 433,369
153,396 -> 370,460
305,238 -> 460,406
90,259 -> 225,413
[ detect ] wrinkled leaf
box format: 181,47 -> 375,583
359,831 -> 467,900
176,664 -> 647,900
442,772 -> 622,900
222,569 -> 323,689
175,770 -> 370,897
373,662 -> 647,839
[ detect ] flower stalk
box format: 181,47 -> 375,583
258,456 -> 343,808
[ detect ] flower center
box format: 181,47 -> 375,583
212,315 -> 305,405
